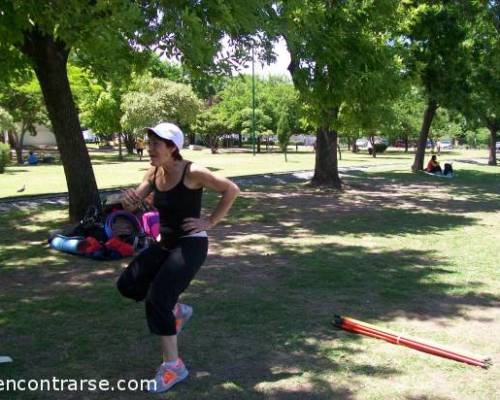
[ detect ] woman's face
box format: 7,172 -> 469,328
148,134 -> 176,167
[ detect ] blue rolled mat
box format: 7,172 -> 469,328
49,234 -> 86,255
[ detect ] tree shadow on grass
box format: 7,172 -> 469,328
308,209 -> 477,237
340,169 -> 500,215
3,222 -> 491,399
366,169 -> 500,200
172,237 -> 498,399
454,159 -> 489,166
0,244 -> 407,399
3,168 -> 31,174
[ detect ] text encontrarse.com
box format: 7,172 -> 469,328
0,377 -> 155,392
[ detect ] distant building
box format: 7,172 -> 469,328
21,124 -> 57,146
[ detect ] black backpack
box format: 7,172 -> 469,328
67,205 -> 107,241
443,163 -> 453,176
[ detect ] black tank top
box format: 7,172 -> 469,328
151,163 -> 203,245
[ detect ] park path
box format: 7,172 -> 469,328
0,157 -> 489,213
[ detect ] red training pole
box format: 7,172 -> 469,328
339,319 -> 488,367
334,315 -> 490,369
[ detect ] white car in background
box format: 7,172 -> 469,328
82,129 -> 97,143
439,139 -> 453,150
355,138 -> 369,149
355,137 -> 388,149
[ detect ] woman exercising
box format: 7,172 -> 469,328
117,122 -> 239,393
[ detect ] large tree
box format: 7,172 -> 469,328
277,0 -> 400,187
0,1 -> 147,219
0,75 -> 48,164
400,1 -> 473,171
212,74 -> 301,147
464,1 -> 500,165
194,107 -> 230,153
385,86 -> 425,152
0,0 -> 273,220
81,86 -> 124,149
120,75 -> 201,139
0,107 -> 14,133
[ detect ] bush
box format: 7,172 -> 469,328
0,142 -> 11,173
374,143 -> 388,153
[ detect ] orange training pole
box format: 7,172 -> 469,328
334,315 -> 491,369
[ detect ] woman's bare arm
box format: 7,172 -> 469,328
181,164 -> 240,233
121,167 -> 155,212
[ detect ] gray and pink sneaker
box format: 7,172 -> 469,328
148,358 -> 189,393
174,303 -> 193,334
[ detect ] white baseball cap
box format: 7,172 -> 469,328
146,122 -> 184,150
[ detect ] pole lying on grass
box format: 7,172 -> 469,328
334,315 -> 491,369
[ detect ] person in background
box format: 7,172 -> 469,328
426,155 -> 442,174
27,151 -> 38,165
136,136 -> 145,160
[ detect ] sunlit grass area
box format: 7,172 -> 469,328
0,147 -> 487,199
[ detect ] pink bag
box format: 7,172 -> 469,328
142,211 -> 160,241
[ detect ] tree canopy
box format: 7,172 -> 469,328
0,0 -> 275,220
399,1 -> 474,170
277,0 -> 401,186
463,1 -> 500,165
121,75 -> 201,135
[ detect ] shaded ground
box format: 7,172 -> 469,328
0,163 -> 499,399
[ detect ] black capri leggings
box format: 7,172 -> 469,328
117,237 -> 208,336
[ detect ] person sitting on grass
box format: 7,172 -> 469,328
426,155 -> 442,174
27,151 -> 38,165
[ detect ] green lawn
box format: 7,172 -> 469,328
0,146 -> 487,199
1,160 -> 499,399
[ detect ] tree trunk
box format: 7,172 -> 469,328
412,100 -> 438,172
15,145 -> 23,164
257,136 -> 261,153
118,133 -> 123,160
7,131 -> 16,149
123,132 -> 135,154
15,130 -> 28,164
404,134 -> 409,153
238,132 -> 242,147
311,127 -> 342,188
20,29 -> 100,221
487,121 -> 498,166
337,140 -> 342,160
7,131 -> 25,164
209,135 -> 219,154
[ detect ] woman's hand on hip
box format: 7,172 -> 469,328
182,217 -> 213,233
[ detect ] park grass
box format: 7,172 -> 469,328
0,147 -> 487,199
0,160 -> 499,399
